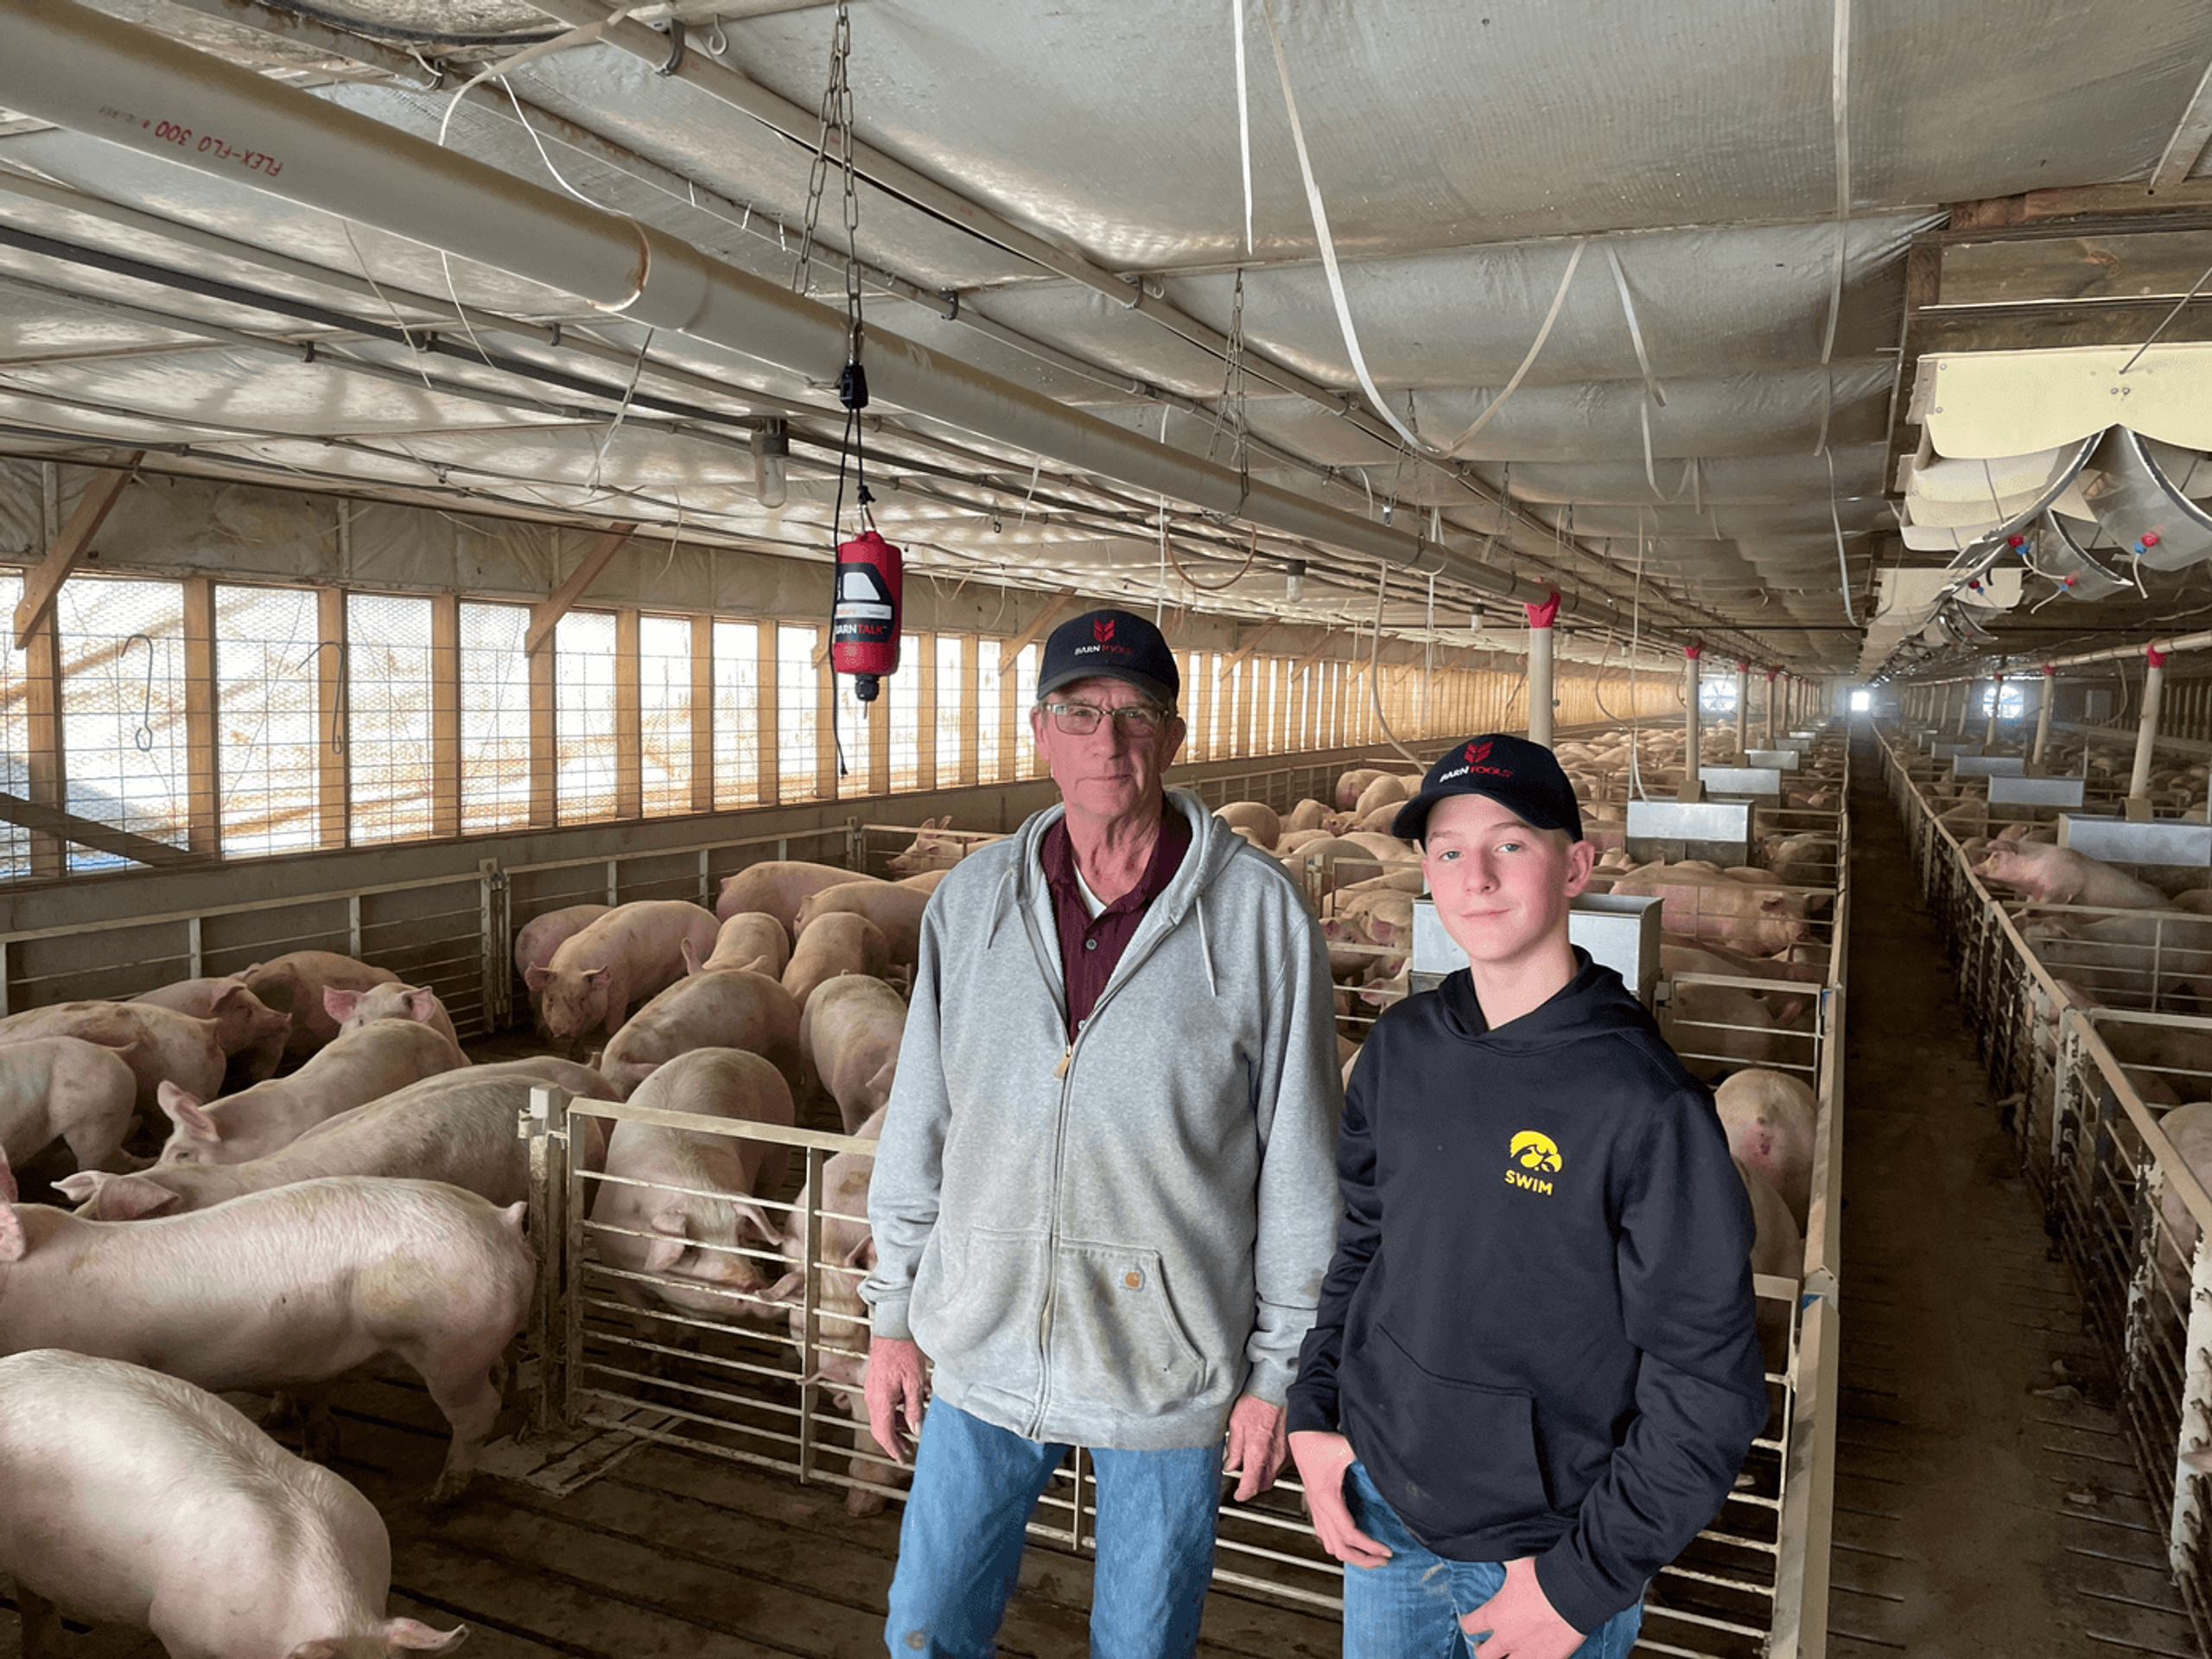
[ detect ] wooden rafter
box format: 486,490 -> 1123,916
1219,621 -> 1281,673
524,526 -> 633,656
998,592 -> 1075,676
15,452 -> 142,649
0,791 -> 202,868
1285,632 -> 1338,677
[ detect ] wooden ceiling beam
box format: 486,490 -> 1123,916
524,525 -> 633,656
14,452 -> 141,649
998,592 -> 1076,676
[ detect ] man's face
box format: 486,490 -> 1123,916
1420,792 -> 1595,973
1030,675 -> 1186,828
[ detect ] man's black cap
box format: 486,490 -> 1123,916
1036,607 -> 1180,709
1392,733 -> 1585,843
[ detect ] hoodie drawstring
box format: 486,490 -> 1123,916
1196,890 -> 1217,996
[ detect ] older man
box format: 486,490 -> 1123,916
861,607 -> 1342,1659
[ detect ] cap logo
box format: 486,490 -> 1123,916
1094,619 -> 1115,643
1465,739 -> 1492,766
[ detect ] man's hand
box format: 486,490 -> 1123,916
863,1337 -> 929,1465
1219,1394 -> 1289,1501
1286,1429 -> 1391,1567
1461,1556 -> 1585,1659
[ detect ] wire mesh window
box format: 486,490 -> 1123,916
217,585 -> 321,858
887,639 -> 922,791
556,610 -> 618,825
640,614 -> 693,817
460,601 -> 531,835
776,625 -> 820,802
976,640 -> 1003,784
58,576 -> 187,872
346,593 -> 434,846
1258,658 -> 1281,753
1014,645 -> 1043,779
0,576 -> 27,877
935,634 -> 965,784
713,620 -> 760,810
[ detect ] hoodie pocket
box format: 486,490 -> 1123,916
1350,1322 -> 1554,1538
908,1226 -> 1046,1401
1048,1242 -> 1208,1421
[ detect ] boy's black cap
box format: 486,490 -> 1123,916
1392,733 -> 1585,843
1036,607 -> 1180,708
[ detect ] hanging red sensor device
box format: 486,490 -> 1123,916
831,526 -> 902,702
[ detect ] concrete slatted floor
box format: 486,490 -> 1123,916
1833,729 -> 2199,1658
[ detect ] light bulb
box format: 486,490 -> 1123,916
1285,560 -> 1306,602
752,419 -> 789,509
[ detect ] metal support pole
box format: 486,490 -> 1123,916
1681,645 -> 1704,802
1985,674 -> 2002,749
2032,665 -> 2055,766
1734,660 -> 1749,758
1764,667 -> 1778,747
2128,644 -> 2168,821
1525,591 -> 1559,748
1954,681 -> 1972,736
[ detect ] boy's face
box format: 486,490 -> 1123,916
1421,792 -> 1596,974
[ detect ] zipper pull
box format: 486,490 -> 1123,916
1053,1046 -> 1072,1079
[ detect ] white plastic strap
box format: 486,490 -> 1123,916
1233,0 -> 1254,256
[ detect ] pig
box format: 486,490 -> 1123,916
2157,1102 -> 2212,1269
524,899 -> 721,1046
895,869 -> 951,896
1662,982 -> 1803,1082
326,980 -> 466,1058
589,1048 -> 795,1318
154,1017 -> 467,1167
0,1000 -> 226,1116
1333,767 -> 1391,811
1284,798 -> 1330,835
59,1060 -> 620,1220
515,902 -> 613,1033
1605,862 -> 1812,957
597,968 -> 804,1101
1,1151 -> 534,1503
1344,830 -> 1421,866
885,817 -> 968,876
792,880 -> 930,969
1216,801 -> 1281,850
131,976 -> 295,1085
715,861 -> 873,930
1759,833 -> 1838,888
766,1106 -> 901,1514
1735,1159 -> 1802,1280
244,952 -> 401,1063
0,1037 -> 142,1176
683,910 -> 791,979
1351,773 -> 1412,822
1280,836 -> 1406,902
1975,840 -> 2171,910
800,975 -> 906,1133
0,1350 -> 467,1657
784,912 -> 893,1011
1714,1069 -> 1817,1231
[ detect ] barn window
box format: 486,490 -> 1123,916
346,593 -> 435,846
639,614 -> 693,817
556,610 -> 618,824
1014,644 -> 1043,778
0,574 -> 28,878
887,641 -> 921,791
459,601 -> 531,835
936,634 -> 966,785
58,575 -> 187,871
976,639 -> 1003,784
776,624 -> 821,801
713,620 -> 761,809
216,584 -> 321,858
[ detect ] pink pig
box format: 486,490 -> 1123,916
523,900 -> 721,1046
715,861 -> 874,930
327,981 -> 467,1058
243,952 -> 401,1063
131,976 -> 295,1084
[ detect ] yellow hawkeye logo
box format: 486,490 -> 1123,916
1504,1130 -> 1560,1196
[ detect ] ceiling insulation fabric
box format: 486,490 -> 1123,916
0,0 -> 2198,682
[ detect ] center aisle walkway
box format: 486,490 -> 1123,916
1829,728 -> 2196,1658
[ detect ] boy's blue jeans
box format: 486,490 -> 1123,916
1342,1461 -> 1643,1659
883,1400 -> 1223,1658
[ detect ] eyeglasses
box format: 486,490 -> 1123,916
1039,700 -> 1169,737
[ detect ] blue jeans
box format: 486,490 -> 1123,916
883,1400 -> 1223,1658
1341,1462 -> 1643,1659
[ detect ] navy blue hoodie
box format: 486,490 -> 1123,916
1286,950 -> 1768,1632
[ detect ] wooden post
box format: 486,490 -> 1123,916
814,632 -> 838,801
997,654 -> 1018,785
868,675 -> 892,795
690,614 -> 715,813
181,576 -> 218,855
916,632 -> 938,793
20,599 -> 61,880
317,588 -> 350,849
429,594 -> 460,840
756,622 -> 780,804
615,609 -> 642,818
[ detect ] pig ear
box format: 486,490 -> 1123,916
523,964 -> 551,994
88,1175 -> 183,1220
734,955 -> 774,977
52,1170 -> 102,1205
734,1201 -> 781,1249
157,1082 -> 219,1141
764,1267 -> 804,1305
404,988 -> 438,1021
681,938 -> 704,975
863,1056 -> 897,1103
842,1234 -> 879,1273
582,964 -> 613,988
640,1209 -> 690,1272
378,1619 -> 468,1654
322,987 -> 363,1022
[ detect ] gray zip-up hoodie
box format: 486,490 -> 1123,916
861,787 -> 1343,1451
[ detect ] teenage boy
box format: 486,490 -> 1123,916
1285,734 -> 1767,1659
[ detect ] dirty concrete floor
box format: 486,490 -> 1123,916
1831,727 -> 2197,1658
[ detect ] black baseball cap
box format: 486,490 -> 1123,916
1037,607 -> 1180,709
1392,733 -> 1585,844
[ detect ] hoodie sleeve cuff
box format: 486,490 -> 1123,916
1532,1547 -> 1635,1640
869,1299 -> 913,1343
1242,1354 -> 1294,1407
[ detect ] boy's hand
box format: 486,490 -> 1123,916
1461,1556 -> 1585,1659
1286,1430 -> 1391,1567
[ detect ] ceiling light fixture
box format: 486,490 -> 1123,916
752,419 -> 789,509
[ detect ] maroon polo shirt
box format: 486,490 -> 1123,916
1039,806 -> 1192,1039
